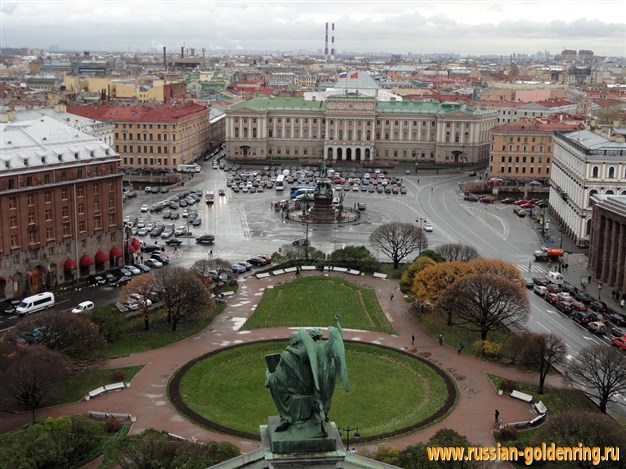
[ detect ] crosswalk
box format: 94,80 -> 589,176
514,263 -> 549,276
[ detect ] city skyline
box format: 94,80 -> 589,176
1,0 -> 625,57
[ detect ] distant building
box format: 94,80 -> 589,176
550,130 -> 626,246
67,103 -> 213,170
489,117 -> 584,181
588,195 -> 626,294
225,93 -> 498,166
0,117 -> 123,299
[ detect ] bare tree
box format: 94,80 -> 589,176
441,273 -> 529,340
15,312 -> 106,366
191,258 -> 232,286
435,243 -> 480,262
369,222 -> 428,269
152,267 -> 213,331
567,344 -> 626,413
0,344 -> 70,422
121,274 -> 156,330
516,332 -> 567,394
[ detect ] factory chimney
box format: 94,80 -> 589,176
331,23 -> 335,61
325,22 -> 329,62
163,46 -> 167,70
181,46 -> 184,58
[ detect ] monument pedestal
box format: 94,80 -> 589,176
261,416 -> 346,468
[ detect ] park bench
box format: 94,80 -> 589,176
284,267 -> 297,273
271,269 -> 286,275
373,272 -> 388,279
333,267 -> 348,273
88,411 -> 135,422
256,273 -> 271,279
104,382 -> 126,392
301,265 -> 316,271
529,414 -> 546,426
510,390 -> 534,403
87,387 -> 106,399
221,291 -> 235,297
534,401 -> 548,415
347,269 -> 360,275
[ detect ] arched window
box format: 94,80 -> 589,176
592,166 -> 599,178
243,127 -> 248,138
234,127 -> 239,138
605,190 -> 614,195
588,189 -> 598,207
608,166 -> 615,178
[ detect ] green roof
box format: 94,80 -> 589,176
230,96 -> 325,112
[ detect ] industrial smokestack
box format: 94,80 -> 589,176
325,22 -> 329,62
181,46 -> 184,58
331,23 -> 335,61
163,46 -> 167,70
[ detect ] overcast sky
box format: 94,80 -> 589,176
1,0 -> 625,57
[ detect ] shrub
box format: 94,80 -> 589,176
104,417 -> 123,434
112,370 -> 125,382
228,278 -> 238,287
500,378 -> 515,393
499,425 -> 518,441
472,339 -> 503,358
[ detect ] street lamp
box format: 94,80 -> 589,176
598,281 -> 603,301
302,198 -> 310,260
338,425 -> 360,453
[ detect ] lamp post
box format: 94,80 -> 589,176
598,281 -> 602,301
338,425 -> 360,453
302,198 -> 310,260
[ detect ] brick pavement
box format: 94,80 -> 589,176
0,270 -> 566,452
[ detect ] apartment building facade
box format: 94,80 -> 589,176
225,95 -> 498,166
67,103 -> 212,170
489,118 -> 584,181
550,130 -> 626,246
0,117 -> 123,299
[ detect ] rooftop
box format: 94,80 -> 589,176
66,102 -> 209,123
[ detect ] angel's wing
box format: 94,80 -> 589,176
299,327 -> 320,392
328,326 -> 349,392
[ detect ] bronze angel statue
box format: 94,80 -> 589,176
265,314 -> 349,434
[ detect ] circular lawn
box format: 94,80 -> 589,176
169,340 -> 457,442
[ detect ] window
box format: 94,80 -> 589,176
45,210 -> 52,221
79,220 -> 86,232
62,207 -> 69,217
592,166 -> 599,178
46,227 -> 53,240
27,194 -> 34,206
608,167 -> 615,178
9,215 -> 17,227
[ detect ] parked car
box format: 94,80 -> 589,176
480,196 -> 495,204
230,264 -> 247,274
144,258 -> 163,268
545,293 -> 560,304
570,300 -> 588,312
236,261 -> 253,271
500,198 -> 516,204
611,336 -> 626,350
587,321 -> 607,335
573,291 -> 593,304
140,204 -> 149,212
196,234 -> 215,244
533,277 -> 549,287
572,311 -> 591,324
72,301 -> 94,314
422,222 -> 434,232
247,257 -> 268,266
109,276 -> 131,288
463,194 -> 479,202
557,291 -> 572,302
151,252 -> 170,264
609,312 -> 626,326
292,238 -> 310,246
609,326 -> 626,338
560,282 -> 578,295
546,284 -> 561,294
588,300 -> 607,313
2,298 -> 21,315
555,301 -> 573,315
588,312 -> 609,324
533,285 -> 548,296
88,274 -> 106,286
141,243 -> 164,253
165,238 -> 183,246
123,265 -> 142,276
522,276 -> 534,289
134,263 -> 151,273
192,217 -> 202,226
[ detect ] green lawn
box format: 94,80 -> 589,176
177,341 -> 452,438
105,304 -> 225,358
242,277 -> 396,334
488,374 -> 598,447
418,311 -> 511,356
1,365 -> 144,409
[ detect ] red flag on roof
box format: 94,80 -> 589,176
350,72 -> 359,79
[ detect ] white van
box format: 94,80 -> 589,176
546,271 -> 564,286
16,292 -> 55,316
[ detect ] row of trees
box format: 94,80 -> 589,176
0,416 -> 240,469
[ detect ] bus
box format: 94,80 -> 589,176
291,186 -> 315,199
177,164 -> 201,173
275,175 -> 285,191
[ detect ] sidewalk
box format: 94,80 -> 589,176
0,270 -> 567,451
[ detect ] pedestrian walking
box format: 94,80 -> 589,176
528,261 -> 532,272
495,409 -> 500,423
412,334 -> 415,346
174,245 -> 178,252
438,334 -> 443,346
458,343 -> 464,355
417,179 -> 419,184
612,290 -> 617,300
209,249 -> 213,258
621,299 -> 625,309
431,187 -> 434,193
390,291 -> 394,301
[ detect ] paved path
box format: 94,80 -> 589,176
0,270 -> 566,451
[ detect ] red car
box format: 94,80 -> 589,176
480,196 -> 495,204
514,199 -> 529,206
520,203 -> 535,209
545,293 -> 560,304
611,336 -> 626,350
570,300 -> 587,312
